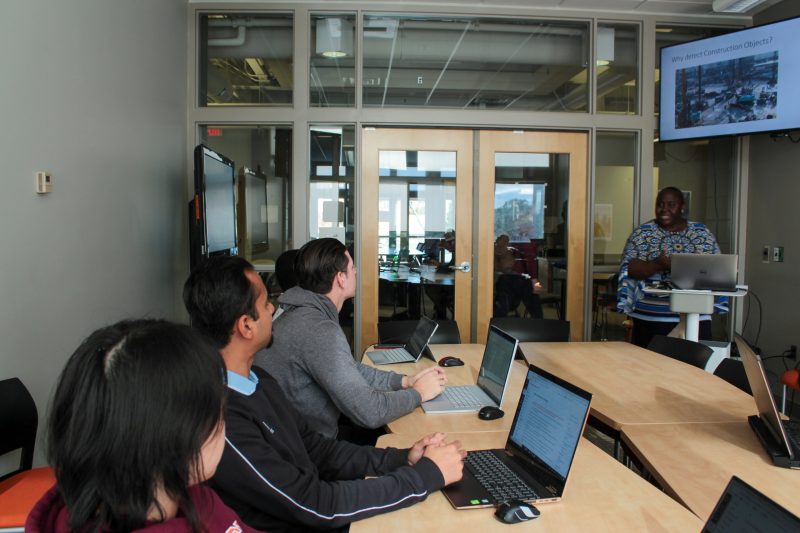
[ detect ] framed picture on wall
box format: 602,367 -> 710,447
593,204 -> 612,241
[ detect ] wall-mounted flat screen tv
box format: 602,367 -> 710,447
659,16 -> 800,142
195,145 -> 237,256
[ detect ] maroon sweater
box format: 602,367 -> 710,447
26,484 -> 262,533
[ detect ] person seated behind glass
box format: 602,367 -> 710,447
493,233 -> 543,318
617,186 -> 727,347
422,229 -> 456,318
26,319 -> 258,533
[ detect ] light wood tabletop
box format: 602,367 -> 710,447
350,432 -> 703,532
621,421 -> 800,521
519,341 -> 756,429
364,344 -> 529,434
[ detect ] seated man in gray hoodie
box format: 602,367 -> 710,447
257,237 -> 447,439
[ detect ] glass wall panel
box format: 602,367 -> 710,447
309,125 -> 355,250
596,22 -> 639,115
199,124 -> 293,275
492,152 -> 570,321
363,15 -> 590,111
378,151 -> 456,321
310,14 -> 356,106
199,13 -> 293,106
592,131 -> 637,341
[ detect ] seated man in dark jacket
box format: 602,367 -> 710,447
183,255 -> 466,532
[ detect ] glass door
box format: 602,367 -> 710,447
360,128 -> 589,350
360,129 -> 473,349
476,130 -> 588,343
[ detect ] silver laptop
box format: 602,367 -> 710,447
670,253 -> 738,291
422,326 -> 518,414
367,317 -> 438,365
736,334 -> 800,469
442,365 -> 592,508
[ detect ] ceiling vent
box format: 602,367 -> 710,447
711,0 -> 768,13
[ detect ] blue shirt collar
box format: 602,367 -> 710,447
226,369 -> 259,396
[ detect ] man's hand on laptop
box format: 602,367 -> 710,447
406,367 -> 447,401
423,439 -> 467,485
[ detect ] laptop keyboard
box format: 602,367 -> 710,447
784,420 -> 800,452
465,450 -> 540,503
442,386 -> 488,408
374,348 -> 413,362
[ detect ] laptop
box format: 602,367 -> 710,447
366,317 -> 439,365
670,253 -> 738,291
735,334 -> 800,469
421,326 -> 518,414
701,476 -> 800,532
442,365 -> 592,508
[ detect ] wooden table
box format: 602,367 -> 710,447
365,344 -> 529,434
350,432 -> 702,532
621,422 -> 800,521
519,341 -> 756,430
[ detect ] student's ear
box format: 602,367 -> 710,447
235,314 -> 254,340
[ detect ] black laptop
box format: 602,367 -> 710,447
442,365 -> 592,509
367,316 -> 438,365
701,476 -> 800,532
735,334 -> 800,469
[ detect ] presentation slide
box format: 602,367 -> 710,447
660,17 -> 800,141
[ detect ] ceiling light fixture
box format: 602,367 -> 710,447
711,0 -> 768,13
316,17 -> 353,58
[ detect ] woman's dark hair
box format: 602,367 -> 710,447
294,238 -> 349,294
47,319 -> 226,532
183,256 -> 259,348
274,249 -> 299,291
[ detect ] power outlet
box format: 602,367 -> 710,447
772,246 -> 784,262
762,245 -> 770,263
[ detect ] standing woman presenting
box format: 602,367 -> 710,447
26,319 -> 260,532
617,186 -> 727,347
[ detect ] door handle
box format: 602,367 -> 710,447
450,261 -> 471,273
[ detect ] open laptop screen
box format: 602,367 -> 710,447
405,317 -> 438,358
476,326 -> 518,405
736,334 -> 794,458
702,476 -> 800,532
509,367 -> 591,480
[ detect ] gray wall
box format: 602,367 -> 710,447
746,1 -> 800,374
0,0 -> 188,469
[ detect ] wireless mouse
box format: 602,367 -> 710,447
478,406 -> 505,420
494,500 -> 540,524
438,356 -> 465,367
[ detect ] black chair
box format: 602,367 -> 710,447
274,249 -> 299,292
0,378 -> 55,531
377,319 -> 461,345
646,335 -> 713,369
489,317 -> 570,360
489,317 -> 570,343
714,358 -> 752,395
0,378 -> 38,483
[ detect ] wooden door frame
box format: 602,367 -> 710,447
360,128 -> 474,350
476,130 -> 589,343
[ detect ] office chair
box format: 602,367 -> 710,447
714,358 -> 752,395
489,317 -> 570,359
0,378 -> 55,531
274,249 -> 299,292
377,319 -> 461,345
646,335 -> 713,369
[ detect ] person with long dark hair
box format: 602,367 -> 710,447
26,319 -> 260,532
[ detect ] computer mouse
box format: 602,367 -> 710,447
494,500 -> 540,524
478,406 -> 505,420
438,356 -> 464,367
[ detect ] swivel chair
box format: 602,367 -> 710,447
647,335 -> 713,369
378,319 -> 461,345
489,317 -> 570,359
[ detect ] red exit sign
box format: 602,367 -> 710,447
207,127 -> 223,137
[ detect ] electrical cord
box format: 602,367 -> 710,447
742,289 -> 763,350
